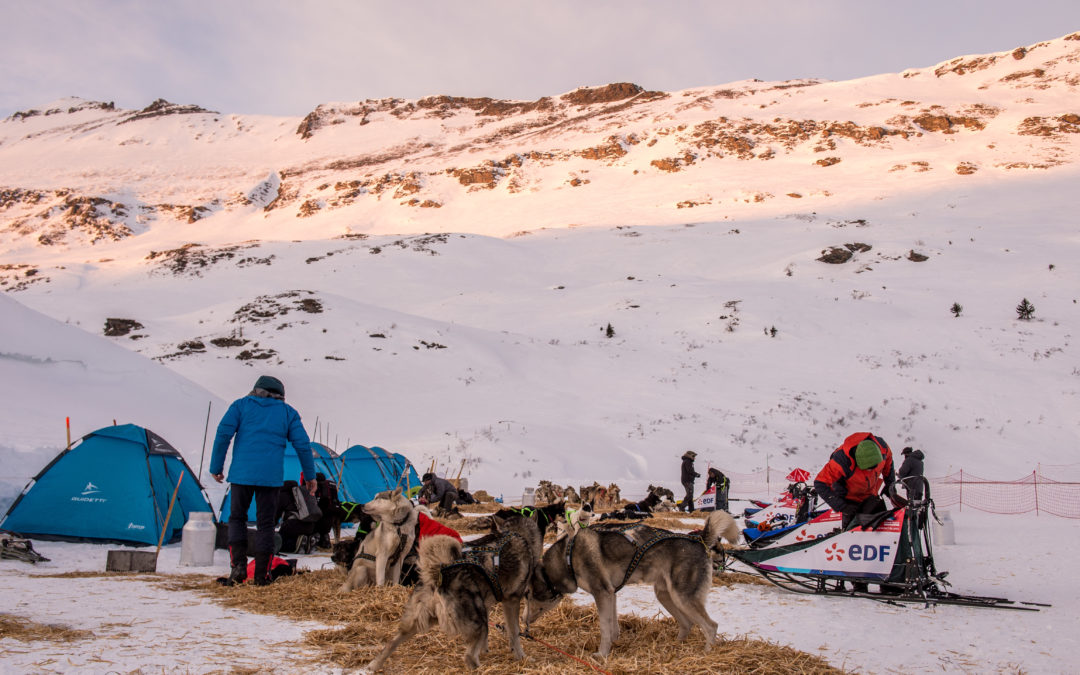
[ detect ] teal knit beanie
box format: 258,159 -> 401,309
254,375 -> 285,397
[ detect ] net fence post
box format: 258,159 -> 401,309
1033,470 -> 1039,516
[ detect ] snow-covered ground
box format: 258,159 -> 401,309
0,509 -> 1072,673
1,31 -> 1078,675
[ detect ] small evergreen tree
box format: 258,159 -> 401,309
1016,298 -> 1035,321
950,302 -> 963,318
605,323 -> 615,338
769,326 -> 778,337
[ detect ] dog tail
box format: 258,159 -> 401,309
418,535 -> 463,588
702,510 -> 741,548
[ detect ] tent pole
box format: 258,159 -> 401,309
197,401 -> 212,481
65,417 -> 71,450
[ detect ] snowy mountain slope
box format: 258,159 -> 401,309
0,293 -> 226,511
0,34 -> 1077,500
0,34 -> 1078,250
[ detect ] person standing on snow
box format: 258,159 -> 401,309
897,447 -> 926,502
679,451 -> 700,513
813,432 -> 905,530
210,375 -> 316,585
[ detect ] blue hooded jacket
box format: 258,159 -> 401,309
209,394 -> 316,487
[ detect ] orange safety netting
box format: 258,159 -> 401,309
726,466 -> 1080,518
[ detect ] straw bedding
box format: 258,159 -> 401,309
0,612 -> 95,643
160,568 -> 845,674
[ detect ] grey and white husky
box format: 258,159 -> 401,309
340,487 -> 418,591
526,509 -> 740,658
366,514 -> 541,671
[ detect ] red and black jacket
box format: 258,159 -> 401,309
813,432 -> 896,512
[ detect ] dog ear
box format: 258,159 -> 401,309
491,514 -> 507,532
391,486 -> 403,498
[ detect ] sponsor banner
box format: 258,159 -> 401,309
745,492 -> 800,528
694,488 -> 716,510
755,511 -> 905,579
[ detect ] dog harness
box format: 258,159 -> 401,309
356,513 -> 414,567
563,522 -> 707,592
340,501 -> 364,524
439,531 -> 525,602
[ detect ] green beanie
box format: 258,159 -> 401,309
854,440 -> 882,469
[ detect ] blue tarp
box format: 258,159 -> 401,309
0,424 -> 213,546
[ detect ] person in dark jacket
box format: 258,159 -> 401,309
418,473 -> 459,515
276,480 -> 316,554
814,432 -> 904,530
705,468 -> 730,512
679,451 -> 700,513
897,447 -> 926,502
312,472 -> 342,548
210,375 -> 316,586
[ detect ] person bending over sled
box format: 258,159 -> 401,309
813,432 -> 907,531
418,473 -> 460,516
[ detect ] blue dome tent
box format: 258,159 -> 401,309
0,424 -> 214,546
338,445 -> 420,503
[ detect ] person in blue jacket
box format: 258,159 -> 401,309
210,375 -> 316,585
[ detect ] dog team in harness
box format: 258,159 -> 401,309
202,376 -> 1043,669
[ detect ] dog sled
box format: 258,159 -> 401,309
741,481 -> 828,547
1,533 -> 50,564
728,478 -> 1048,611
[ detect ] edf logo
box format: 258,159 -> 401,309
848,544 -> 892,561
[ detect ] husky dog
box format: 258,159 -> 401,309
527,512 -> 737,658
534,480 -> 564,504
340,487 -> 418,591
599,491 -> 662,521
701,509 -> 742,551
648,484 -> 676,502
606,482 -> 622,506
366,515 -> 542,671
488,501 -> 569,541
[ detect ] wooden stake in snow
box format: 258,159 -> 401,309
156,471 -> 185,554
65,417 -> 71,450
453,458 -> 465,488
197,401 -> 212,480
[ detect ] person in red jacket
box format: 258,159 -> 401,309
814,432 -> 905,529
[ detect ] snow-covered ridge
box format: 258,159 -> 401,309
0,32 -> 1077,504
1,33 -> 1078,252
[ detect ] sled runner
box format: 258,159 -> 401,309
730,478 -> 1049,611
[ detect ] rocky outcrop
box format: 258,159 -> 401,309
104,318 -> 144,337
119,99 -> 215,124
1017,114 -> 1080,136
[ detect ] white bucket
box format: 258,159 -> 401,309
522,486 -> 536,506
932,510 -> 956,545
179,512 -> 217,566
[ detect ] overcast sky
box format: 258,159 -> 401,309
3,1 -> 1079,118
